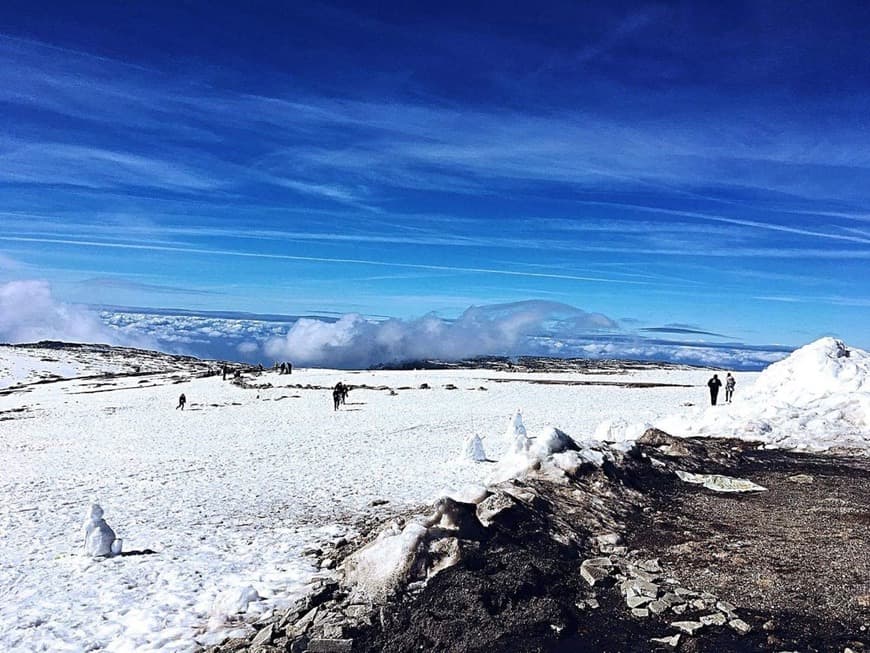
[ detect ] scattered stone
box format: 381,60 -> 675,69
650,633 -> 681,648
622,578 -> 659,598
320,558 -> 335,570
251,623 -> 276,647
788,474 -> 814,484
648,600 -> 669,615
660,592 -> 681,606
763,619 -> 777,631
729,618 -> 752,634
631,607 -> 650,618
671,604 -> 687,614
580,560 -> 611,586
583,556 -> 614,568
586,598 -> 600,609
672,620 -> 704,635
627,594 -> 654,608
716,600 -> 737,617
675,587 -> 697,597
638,558 -> 662,573
691,598 -> 707,610
286,607 -> 319,638
307,639 -> 354,653
700,613 -> 727,627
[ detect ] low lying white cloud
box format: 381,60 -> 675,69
263,301 -> 619,368
0,280 -> 123,345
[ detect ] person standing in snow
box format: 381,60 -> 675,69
707,374 -> 722,406
332,383 -> 343,411
725,373 -> 736,403
176,393 -> 186,410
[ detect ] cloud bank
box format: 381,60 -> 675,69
0,280 -> 150,347
0,282 -> 792,370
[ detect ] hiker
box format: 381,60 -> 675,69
279,362 -> 286,375
707,374 -> 722,406
176,393 -> 186,410
333,383 -> 343,411
725,373 -> 736,403
222,364 -> 227,381
341,383 -> 349,404
287,362 -> 292,375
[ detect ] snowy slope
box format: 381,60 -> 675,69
657,338 -> 870,451
0,345 -> 718,652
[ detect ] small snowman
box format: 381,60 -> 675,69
505,410 -> 531,453
460,434 -> 487,462
83,504 -> 123,558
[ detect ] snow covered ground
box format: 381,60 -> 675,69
1,337 -> 866,652
0,345 -> 722,652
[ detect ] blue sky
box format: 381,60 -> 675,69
1,1 -> 869,361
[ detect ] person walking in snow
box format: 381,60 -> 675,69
707,374 -> 722,406
725,373 -> 736,403
176,393 -> 186,410
332,383 -> 343,411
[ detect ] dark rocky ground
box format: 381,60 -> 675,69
208,432 -> 869,653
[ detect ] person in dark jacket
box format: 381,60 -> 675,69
176,393 -> 186,410
707,374 -> 722,406
333,382 -> 344,411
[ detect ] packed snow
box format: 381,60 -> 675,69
0,337 -> 866,651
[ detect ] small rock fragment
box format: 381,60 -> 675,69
632,607 -> 650,618
650,634 -> 681,648
788,474 -> 814,484
672,620 -> 704,635
729,618 -> 752,634
648,600 -> 669,615
700,613 -> 727,627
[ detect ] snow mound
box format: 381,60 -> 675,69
658,338 -> 870,452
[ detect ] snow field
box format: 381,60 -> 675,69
0,358 -> 717,652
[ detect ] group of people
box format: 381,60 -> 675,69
707,372 -> 736,406
275,361 -> 293,375
333,382 -> 350,410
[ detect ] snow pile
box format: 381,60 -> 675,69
490,411 -> 613,483
459,434 -> 487,462
659,338 -> 870,451
593,417 -> 652,449
209,585 -> 262,624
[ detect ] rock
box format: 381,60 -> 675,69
671,604 -> 687,614
648,600 -> 669,615
586,598 -> 600,609
286,607 -> 319,638
631,607 -> 650,618
580,561 -> 611,587
729,618 -> 752,634
672,620 -> 704,635
700,613 -> 727,627
476,492 -> 520,527
622,578 -> 659,598
762,619 -> 777,631
660,592 -> 682,606
716,600 -> 737,617
650,634 -> 681,648
788,474 -> 814,484
289,636 -> 310,653
675,587 -> 697,597
691,599 -> 707,610
220,638 -> 252,652
638,558 -> 662,573
251,624 -> 275,647
595,532 -> 622,547
627,594 -> 654,608
583,556 -> 614,568
320,558 -> 335,570
307,639 -> 354,652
